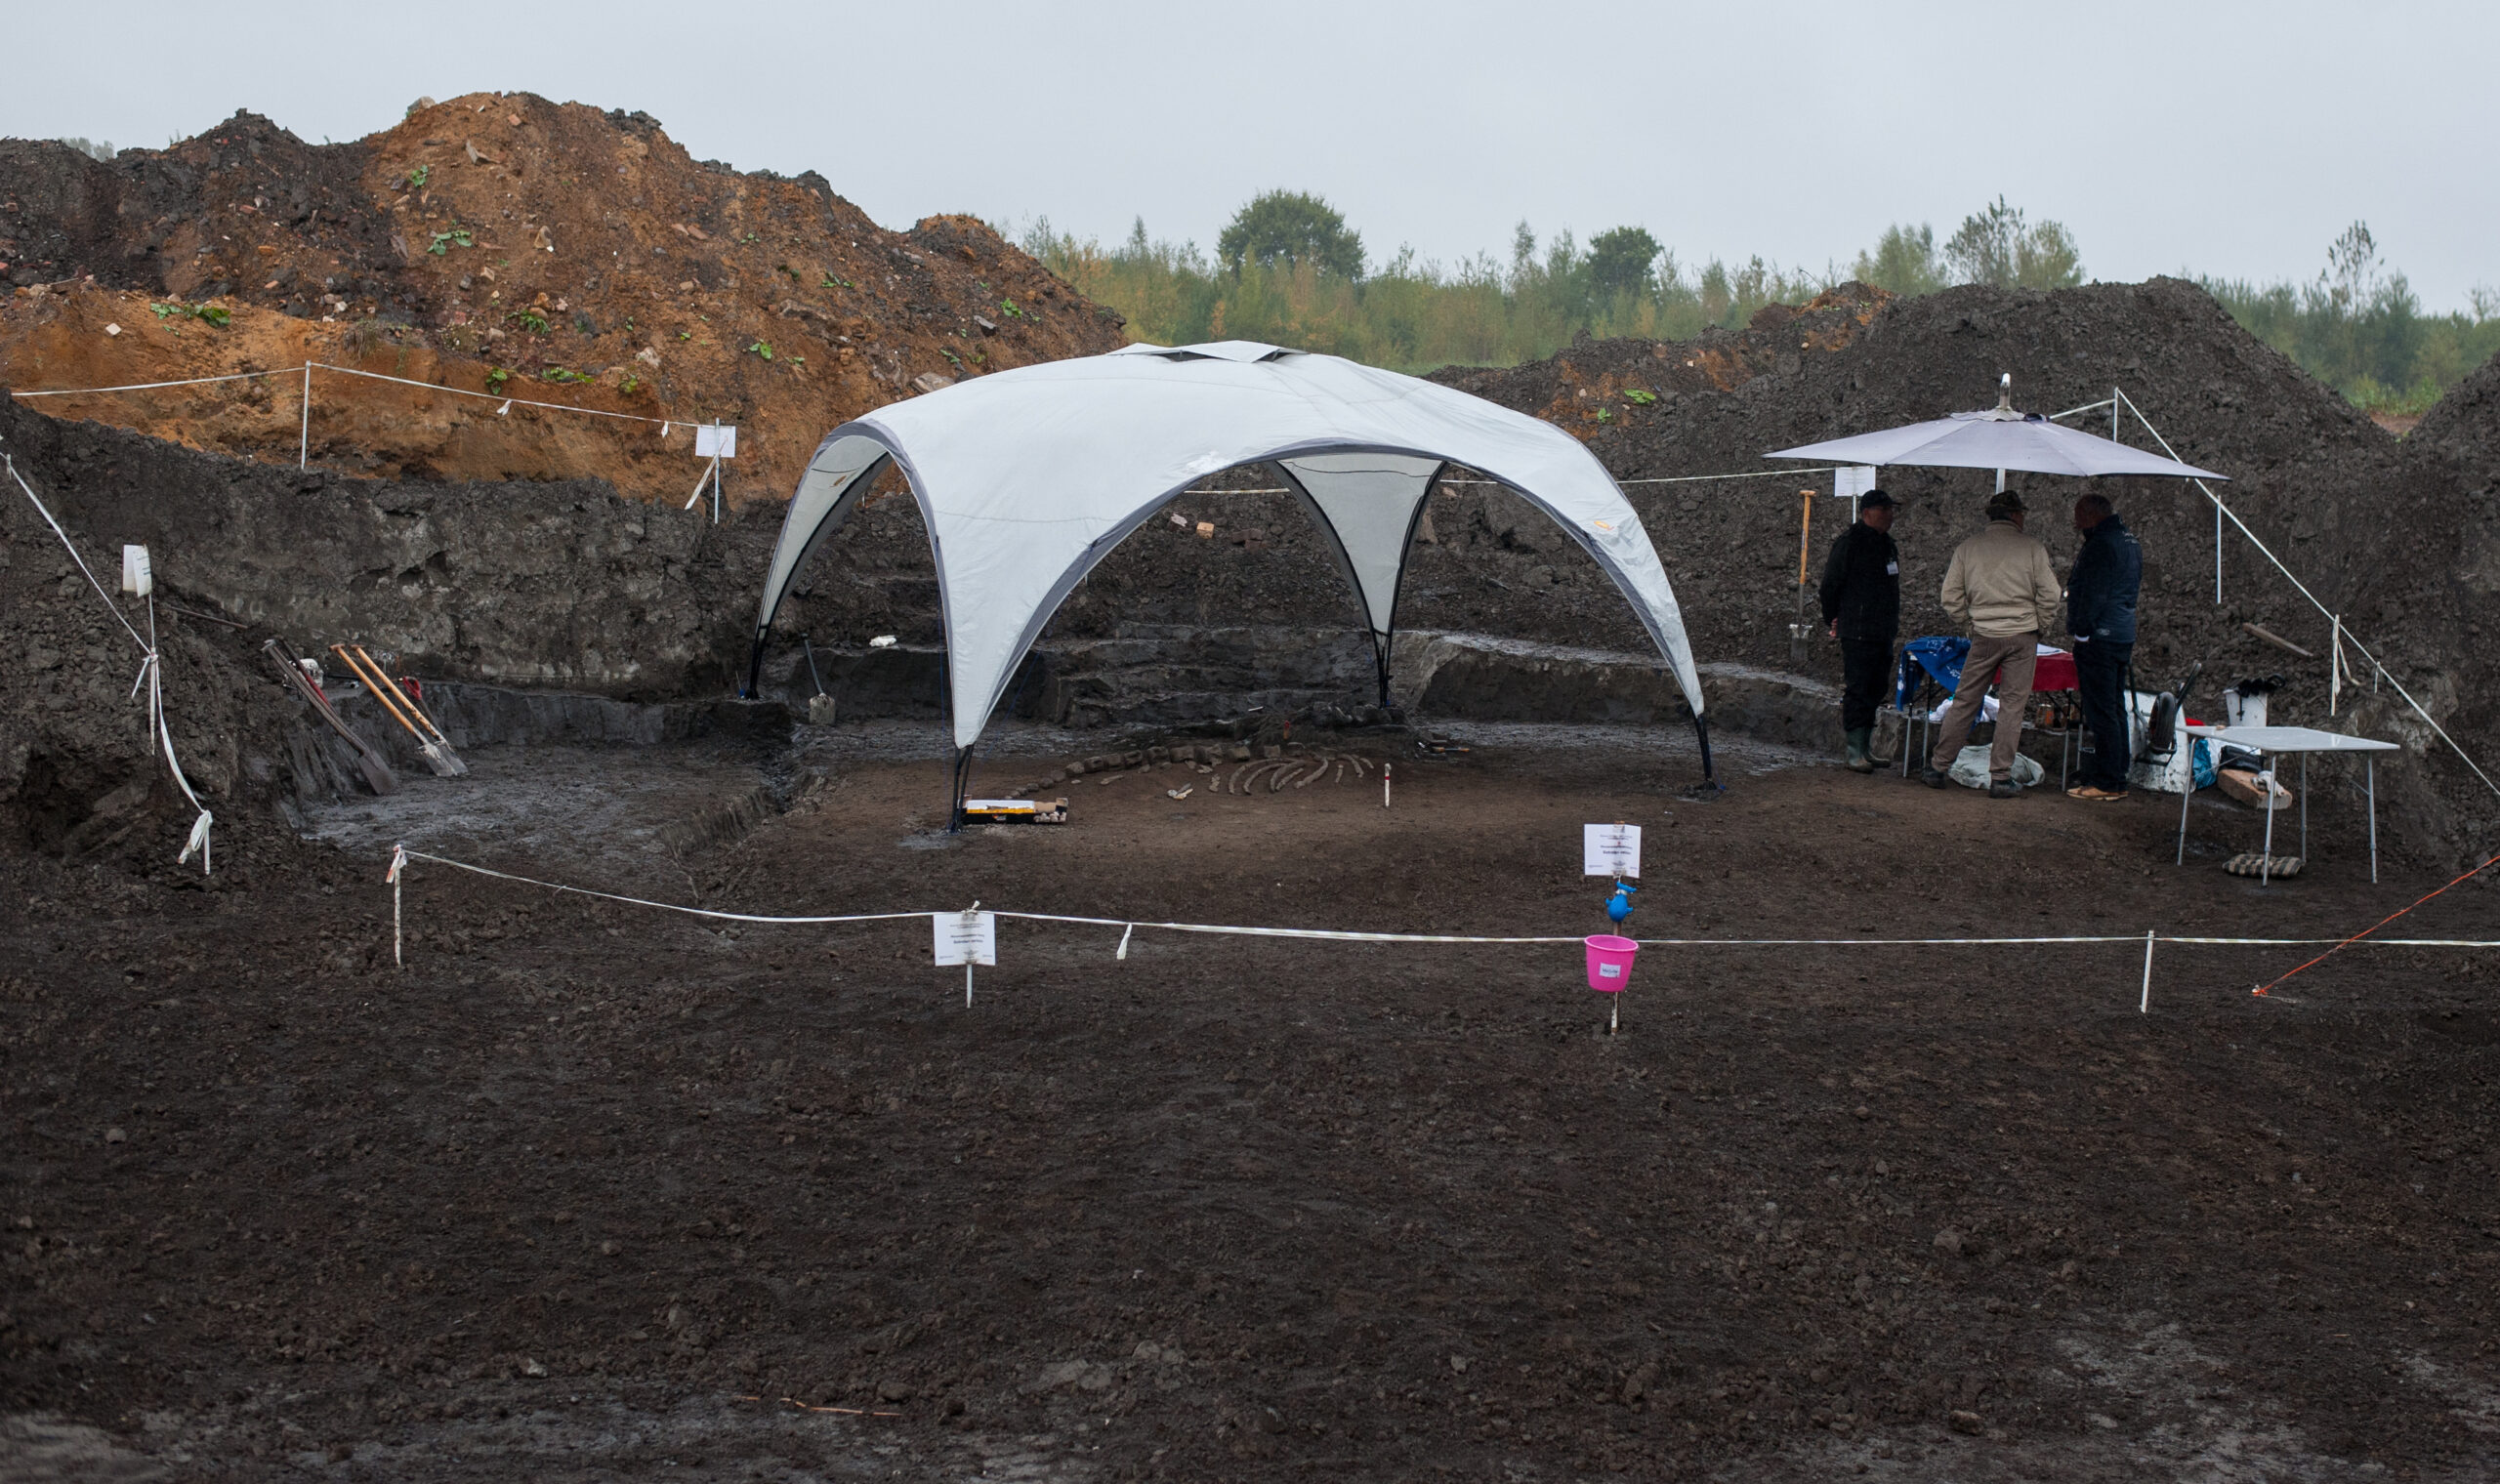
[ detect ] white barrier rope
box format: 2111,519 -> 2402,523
393,847 -> 928,926
4,449 -> 212,871
310,363 -> 694,430
1185,468 -> 1850,501
9,361 -> 709,432
19,365 -> 1840,502
10,367 -> 297,396
382,846 -> 2499,1014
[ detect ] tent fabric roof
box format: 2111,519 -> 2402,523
752,342 -> 1704,752
1768,410 -> 2229,480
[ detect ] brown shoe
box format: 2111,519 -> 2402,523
2066,785 -> 2127,802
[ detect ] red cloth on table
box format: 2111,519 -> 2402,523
1991,646 -> 2076,691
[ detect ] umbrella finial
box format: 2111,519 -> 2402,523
1998,372 -> 2013,411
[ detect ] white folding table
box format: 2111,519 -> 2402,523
2177,724 -> 2399,884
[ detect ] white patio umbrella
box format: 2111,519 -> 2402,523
1766,376 -> 2228,483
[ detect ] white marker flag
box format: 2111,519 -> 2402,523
694,424 -> 738,459
1833,465 -> 1878,500
121,545 -> 152,598
1583,823 -> 1642,879
932,911 -> 997,967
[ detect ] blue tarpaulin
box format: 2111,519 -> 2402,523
1896,636 -> 1970,709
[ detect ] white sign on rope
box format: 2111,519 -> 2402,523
694,424 -> 738,459
121,544 -> 152,597
1833,465 -> 1879,500
932,911 -> 997,967
1583,823 -> 1642,879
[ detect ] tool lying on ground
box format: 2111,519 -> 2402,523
962,798 -> 1069,825
264,639 -> 400,796
331,643 -> 469,777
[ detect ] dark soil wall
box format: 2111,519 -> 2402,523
8,276 -> 2497,865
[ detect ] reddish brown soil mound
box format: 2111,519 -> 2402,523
0,97 -> 1127,503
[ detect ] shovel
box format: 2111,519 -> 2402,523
353,646 -> 461,760
331,644 -> 468,777
264,639 -> 400,796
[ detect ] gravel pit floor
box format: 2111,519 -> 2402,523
4,726 -> 2498,1481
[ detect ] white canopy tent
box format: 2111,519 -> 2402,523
1766,378 -> 2229,483
748,341 -> 1711,811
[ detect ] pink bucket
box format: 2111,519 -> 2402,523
1584,934 -> 1638,993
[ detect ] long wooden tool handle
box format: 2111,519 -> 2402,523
267,645 -> 376,750
332,645 -> 426,741
354,645 -> 450,745
1798,489 -> 1812,586
334,645 -> 421,735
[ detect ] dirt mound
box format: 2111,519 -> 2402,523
2408,340 -> 2500,469
0,97 -> 1127,503
1437,277 -> 2500,857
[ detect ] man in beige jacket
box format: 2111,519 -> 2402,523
1922,490 -> 2063,797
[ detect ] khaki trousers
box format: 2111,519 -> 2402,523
1928,633 -> 2038,782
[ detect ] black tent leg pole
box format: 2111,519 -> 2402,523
1374,635 -> 1393,712
742,634 -> 767,701
1694,713 -> 1718,785
947,747 -> 973,833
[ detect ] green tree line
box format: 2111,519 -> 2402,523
1019,191 -> 2080,375
1022,192 -> 2495,413
2198,223 -> 2500,415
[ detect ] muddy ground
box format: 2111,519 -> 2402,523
5,721 -> 2498,1481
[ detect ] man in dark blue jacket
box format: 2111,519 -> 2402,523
2064,493 -> 2143,800
1817,489 -> 1900,772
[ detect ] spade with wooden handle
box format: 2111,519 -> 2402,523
353,645 -> 456,750
331,644 -> 468,777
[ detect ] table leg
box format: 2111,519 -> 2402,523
2300,753 -> 2309,861
2261,754 -> 2276,886
2176,757 -> 2193,865
2368,757 -> 2378,885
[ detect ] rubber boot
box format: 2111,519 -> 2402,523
1844,727 -> 1874,773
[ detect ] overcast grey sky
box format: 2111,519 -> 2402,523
11,1 -> 2493,307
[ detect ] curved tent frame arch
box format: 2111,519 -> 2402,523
747,343 -> 1712,819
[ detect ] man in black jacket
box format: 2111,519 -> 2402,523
1818,488 -> 1901,772
2064,493 -> 2143,800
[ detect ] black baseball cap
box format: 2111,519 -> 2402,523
1858,488 -> 1897,510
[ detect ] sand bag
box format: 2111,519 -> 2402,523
1947,744 -> 2045,791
